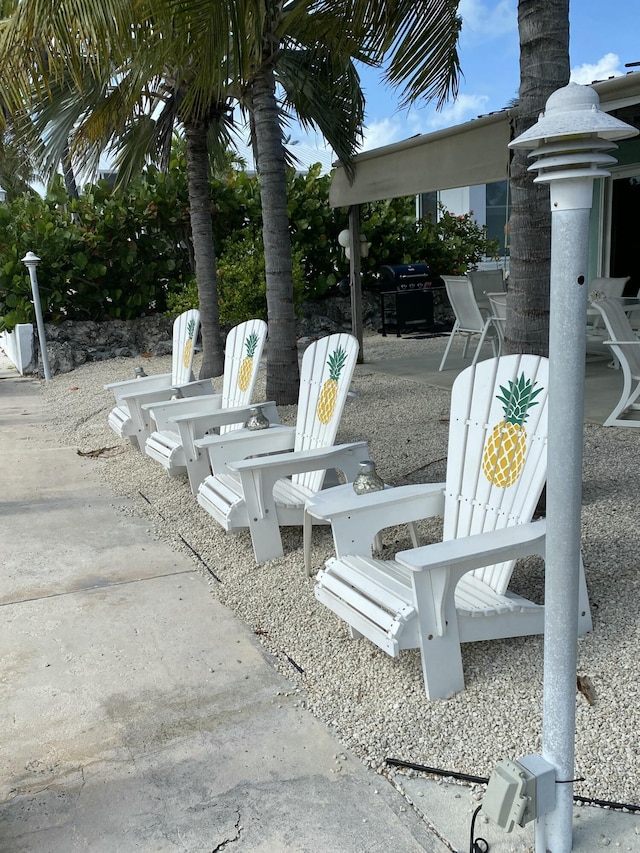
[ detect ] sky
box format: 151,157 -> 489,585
292,0 -> 640,165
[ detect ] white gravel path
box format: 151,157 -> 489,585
42,332 -> 640,810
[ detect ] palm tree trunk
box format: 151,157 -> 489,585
506,0 -> 569,356
250,66 -> 300,405
62,141 -> 79,200
184,117 -> 225,377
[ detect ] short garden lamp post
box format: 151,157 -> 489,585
509,83 -> 638,852
21,251 -> 52,381
0,185 -> 7,202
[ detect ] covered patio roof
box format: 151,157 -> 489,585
329,71 -> 640,208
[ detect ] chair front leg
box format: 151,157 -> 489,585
176,419 -> 213,495
238,468 -> 284,563
411,567 -> 465,700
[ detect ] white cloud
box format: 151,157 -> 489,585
570,52 -> 623,85
458,0 -> 517,40
360,92 -> 490,152
360,117 -> 404,151
425,93 -> 490,130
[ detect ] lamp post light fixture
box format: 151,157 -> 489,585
0,185 -> 7,202
509,83 -> 638,853
337,228 -> 370,260
22,251 -> 52,381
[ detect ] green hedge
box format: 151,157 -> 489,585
0,158 -> 498,332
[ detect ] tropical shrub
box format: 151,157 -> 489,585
0,171 -> 192,331
0,153 -> 497,332
167,226 -> 306,326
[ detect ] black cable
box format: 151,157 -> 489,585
385,757 -> 640,812
469,805 -> 489,853
385,757 -> 489,785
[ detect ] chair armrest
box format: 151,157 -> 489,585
396,520 -> 546,579
116,385 -> 205,434
309,482 -> 445,523
105,373 -> 172,401
143,394 -> 223,431
305,483 -> 444,558
305,482 -> 445,559
195,425 -> 297,473
395,520 -> 547,637
170,401 -> 280,430
172,402 -> 282,466
233,443 -> 371,530
177,378 -> 216,397
229,441 -> 370,480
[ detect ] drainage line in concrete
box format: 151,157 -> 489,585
137,490 -> 222,583
177,534 -> 222,583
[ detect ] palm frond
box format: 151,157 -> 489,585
276,46 -> 363,172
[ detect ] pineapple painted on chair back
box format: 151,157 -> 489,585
482,372 -> 543,488
317,346 -> 348,424
238,332 -> 259,391
182,318 -> 197,369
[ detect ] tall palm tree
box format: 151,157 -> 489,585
172,0 -> 462,402
0,0 -> 462,400
505,0 -> 570,356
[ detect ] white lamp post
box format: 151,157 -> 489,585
0,185 -> 7,202
22,252 -> 52,381
509,83 -> 638,852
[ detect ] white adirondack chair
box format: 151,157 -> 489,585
591,298 -> 640,427
143,319 -> 273,493
439,276 -> 500,371
195,333 -> 370,563
314,354 -> 592,700
105,310 -> 209,450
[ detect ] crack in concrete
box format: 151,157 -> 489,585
210,808 -> 242,851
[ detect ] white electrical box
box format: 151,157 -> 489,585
482,754 -> 556,832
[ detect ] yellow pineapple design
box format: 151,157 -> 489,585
482,372 -> 542,487
237,332 -> 259,391
317,346 -> 348,424
182,318 -> 196,368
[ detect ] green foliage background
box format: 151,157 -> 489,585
0,159 -> 498,333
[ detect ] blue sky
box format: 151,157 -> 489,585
294,0 -> 640,162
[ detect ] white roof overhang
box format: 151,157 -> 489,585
329,71 -> 640,209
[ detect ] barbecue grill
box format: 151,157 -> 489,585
378,264 -> 444,336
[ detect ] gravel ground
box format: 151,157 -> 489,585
42,331 -> 640,809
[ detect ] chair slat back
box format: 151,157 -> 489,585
467,270 -> 506,310
443,355 -> 549,594
171,310 -> 201,385
219,319 -> 268,433
293,333 -> 359,493
442,276 -> 486,330
592,298 -> 640,375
